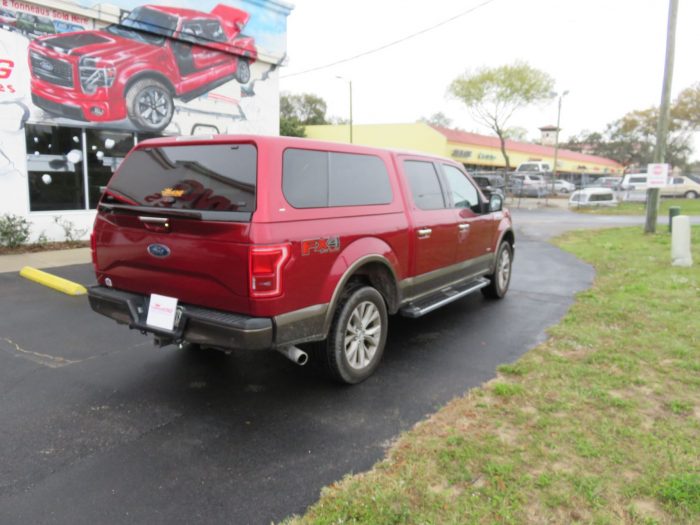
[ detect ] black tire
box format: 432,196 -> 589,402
685,191 -> 698,199
316,285 -> 388,384
125,78 -> 174,132
235,58 -> 251,84
482,241 -> 513,299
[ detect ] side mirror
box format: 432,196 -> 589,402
489,194 -> 503,213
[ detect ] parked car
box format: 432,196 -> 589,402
16,12 -> 55,38
472,173 -> 505,198
0,8 -> 17,29
87,135 -> 515,384
29,4 -> 257,132
516,161 -> 551,173
593,176 -> 622,190
568,187 -> 618,207
550,179 -> 576,194
509,173 -> 548,196
660,175 -> 700,199
620,173 -> 648,191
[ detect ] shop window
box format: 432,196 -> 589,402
26,124 -> 85,212
86,129 -> 135,208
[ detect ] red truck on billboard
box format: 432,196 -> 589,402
28,4 -> 256,131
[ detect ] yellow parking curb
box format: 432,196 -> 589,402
19,266 -> 87,296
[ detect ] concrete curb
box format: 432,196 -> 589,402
0,247 -> 91,274
20,266 -> 87,296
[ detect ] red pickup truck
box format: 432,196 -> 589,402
87,136 -> 514,383
28,4 -> 256,132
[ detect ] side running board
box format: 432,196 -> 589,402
399,277 -> 490,318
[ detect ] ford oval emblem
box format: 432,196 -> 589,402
147,244 -> 171,258
38,59 -> 54,72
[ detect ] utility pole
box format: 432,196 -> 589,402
645,0 -> 678,233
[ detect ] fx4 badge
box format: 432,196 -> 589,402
301,237 -> 340,256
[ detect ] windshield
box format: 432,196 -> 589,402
103,143 -> 257,217
107,7 -> 177,45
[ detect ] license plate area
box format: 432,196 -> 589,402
146,293 -> 179,331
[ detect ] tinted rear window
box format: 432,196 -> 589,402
103,144 -> 257,217
283,149 -> 392,208
590,193 -> 613,201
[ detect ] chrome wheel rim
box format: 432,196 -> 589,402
344,301 -> 381,370
497,248 -> 511,291
137,87 -> 171,126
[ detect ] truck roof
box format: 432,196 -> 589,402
136,134 -> 456,165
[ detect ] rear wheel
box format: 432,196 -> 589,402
482,241 -> 513,299
316,285 -> 388,384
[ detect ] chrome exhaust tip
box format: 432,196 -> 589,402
276,345 -> 308,366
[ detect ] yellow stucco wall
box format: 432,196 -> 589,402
305,123 -> 447,156
305,123 -> 622,175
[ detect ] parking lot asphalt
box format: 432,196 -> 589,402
0,220 -> 594,524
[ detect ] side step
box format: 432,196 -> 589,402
399,277 -> 490,318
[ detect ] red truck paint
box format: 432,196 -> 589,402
28,4 -> 256,132
88,135 -> 515,384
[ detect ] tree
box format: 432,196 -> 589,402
418,112 -> 453,128
564,84 -> 699,170
449,62 -> 555,179
279,92 -> 330,137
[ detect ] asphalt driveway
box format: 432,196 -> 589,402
0,218 -> 594,524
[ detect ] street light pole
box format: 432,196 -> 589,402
336,76 -> 353,143
349,79 -> 353,144
547,90 -> 568,205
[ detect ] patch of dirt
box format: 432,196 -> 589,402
0,241 -> 88,255
496,424 -> 519,445
629,498 -> 666,523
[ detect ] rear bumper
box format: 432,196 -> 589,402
87,285 -> 273,350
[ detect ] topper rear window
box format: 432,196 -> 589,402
102,144 -> 256,220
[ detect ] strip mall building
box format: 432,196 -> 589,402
305,123 -> 623,181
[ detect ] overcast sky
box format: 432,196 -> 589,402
278,0 -> 700,159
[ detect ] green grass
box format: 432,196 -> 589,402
284,227 -> 700,525
572,199 -> 700,216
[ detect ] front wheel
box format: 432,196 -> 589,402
318,286 -> 388,384
235,58 -> 251,84
125,78 -> 174,132
685,191 -> 698,199
482,242 -> 513,299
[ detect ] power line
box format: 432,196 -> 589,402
280,0 -> 498,79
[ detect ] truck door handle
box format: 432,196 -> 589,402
458,223 -> 471,231
417,228 -> 432,239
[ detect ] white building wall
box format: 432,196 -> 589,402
0,0 -> 291,242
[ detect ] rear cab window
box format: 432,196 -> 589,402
102,143 -> 257,221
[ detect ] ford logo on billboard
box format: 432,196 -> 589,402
38,59 -> 54,72
147,244 -> 171,258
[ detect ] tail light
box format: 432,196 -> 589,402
249,244 -> 290,298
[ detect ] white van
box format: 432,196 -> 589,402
516,162 -> 551,173
620,173 -> 648,191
